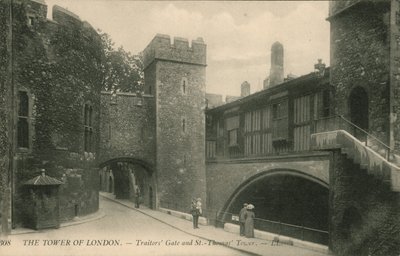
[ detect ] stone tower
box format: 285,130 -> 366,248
267,41 -> 284,88
142,34 -> 207,210
329,1 -> 392,146
328,1 -> 400,254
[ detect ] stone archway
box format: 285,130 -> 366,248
220,169 -> 329,245
99,158 -> 155,208
349,87 -> 369,140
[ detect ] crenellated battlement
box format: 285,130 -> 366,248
328,0 -> 388,20
329,0 -> 361,18
143,34 -> 207,69
27,0 -> 47,19
52,5 -> 82,26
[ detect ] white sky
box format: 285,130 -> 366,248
44,0 -> 330,97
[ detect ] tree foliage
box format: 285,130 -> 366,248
99,31 -> 144,93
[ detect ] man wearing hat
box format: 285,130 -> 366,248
239,203 -> 248,236
190,198 -> 199,229
191,198 -> 202,229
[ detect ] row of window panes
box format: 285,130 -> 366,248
219,91 -> 331,156
244,108 -> 270,133
294,95 -> 311,124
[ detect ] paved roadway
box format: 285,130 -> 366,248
2,197 -> 246,256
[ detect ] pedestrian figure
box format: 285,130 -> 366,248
134,187 -> 140,208
239,203 -> 248,236
190,198 -> 199,229
196,198 -> 202,216
244,204 -> 255,238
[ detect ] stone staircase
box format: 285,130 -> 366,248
311,130 -> 400,192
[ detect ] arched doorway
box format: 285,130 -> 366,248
349,87 -> 369,141
221,170 -> 329,245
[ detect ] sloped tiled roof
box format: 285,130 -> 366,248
25,172 -> 63,186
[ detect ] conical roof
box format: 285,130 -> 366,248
25,169 -> 63,186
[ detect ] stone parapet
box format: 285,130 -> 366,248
52,5 -> 83,28
143,34 -> 206,69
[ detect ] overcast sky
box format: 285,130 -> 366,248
45,0 -> 330,97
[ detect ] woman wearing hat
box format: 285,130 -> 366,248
244,204 -> 255,238
239,203 -> 248,236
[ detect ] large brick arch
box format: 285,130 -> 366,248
219,168 -> 329,217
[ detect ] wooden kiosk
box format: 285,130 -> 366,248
24,169 -> 63,230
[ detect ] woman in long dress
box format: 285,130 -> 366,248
244,204 -> 255,238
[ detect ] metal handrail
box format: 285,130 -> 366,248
315,114 -> 391,160
337,115 -> 390,150
253,217 -> 328,234
159,200 -> 328,236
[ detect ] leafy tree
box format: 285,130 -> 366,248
99,31 -> 144,93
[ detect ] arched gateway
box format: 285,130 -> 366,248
220,169 -> 329,245
98,158 -> 155,209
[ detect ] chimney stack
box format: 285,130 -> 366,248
241,81 -> 250,97
264,41 -> 284,89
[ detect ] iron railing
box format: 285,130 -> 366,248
216,210 -> 328,245
313,114 -> 391,160
159,200 -> 329,245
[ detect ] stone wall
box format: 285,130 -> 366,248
330,150 -> 400,256
0,1 -> 11,234
99,92 -> 156,166
8,1 -> 102,227
330,1 -> 391,144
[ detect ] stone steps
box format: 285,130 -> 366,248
311,130 -> 400,192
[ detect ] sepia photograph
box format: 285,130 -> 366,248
0,0 -> 399,255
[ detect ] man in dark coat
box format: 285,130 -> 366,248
191,198 -> 199,229
239,203 -> 248,236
